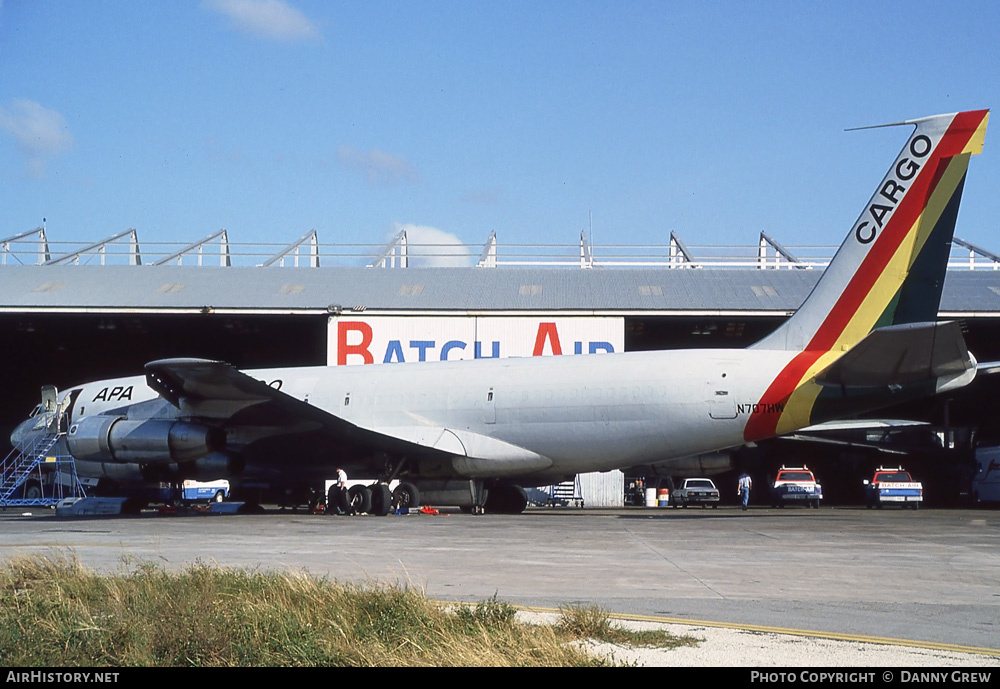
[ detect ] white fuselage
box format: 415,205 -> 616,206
65,347 -> 797,478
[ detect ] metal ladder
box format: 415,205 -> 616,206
546,476 -> 584,508
0,430 -> 85,508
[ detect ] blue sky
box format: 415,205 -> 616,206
1,0 -> 998,265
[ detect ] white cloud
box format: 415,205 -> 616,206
392,224 -> 473,268
338,146 -> 420,186
0,98 -> 74,177
203,0 -> 320,42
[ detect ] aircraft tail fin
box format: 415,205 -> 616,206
753,110 -> 989,353
744,110 -> 988,442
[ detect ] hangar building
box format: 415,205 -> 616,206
4,228 -> 1000,504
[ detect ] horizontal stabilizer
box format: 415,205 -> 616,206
976,361 -> 1000,376
815,321 -> 974,389
777,434 -> 910,456
798,419 -> 929,432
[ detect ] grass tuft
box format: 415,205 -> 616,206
455,592 -> 518,632
556,604 -> 701,649
0,555 -> 675,667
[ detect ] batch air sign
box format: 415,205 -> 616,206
328,316 -> 624,366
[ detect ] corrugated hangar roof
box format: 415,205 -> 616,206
1,265 -> 999,315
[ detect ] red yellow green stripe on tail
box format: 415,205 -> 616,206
744,110 -> 989,443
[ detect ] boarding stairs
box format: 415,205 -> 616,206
0,428 -> 86,508
546,476 -> 584,508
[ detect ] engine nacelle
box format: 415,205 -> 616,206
67,416 -> 224,464
629,450 -> 736,479
182,452 -> 245,480
74,459 -> 145,483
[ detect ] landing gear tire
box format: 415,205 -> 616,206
392,482 -> 420,510
370,484 -> 392,516
347,485 -> 372,514
483,483 -> 528,514
22,481 -> 42,501
326,485 -> 349,515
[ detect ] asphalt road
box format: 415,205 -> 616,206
1,504 -> 997,654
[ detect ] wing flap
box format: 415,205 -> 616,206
385,426 -> 552,476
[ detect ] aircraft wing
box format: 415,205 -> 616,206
144,358 -> 551,476
146,358 -> 278,407
814,321 -> 976,389
144,358 -> 445,458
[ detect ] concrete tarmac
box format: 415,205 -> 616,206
1,504 -> 997,655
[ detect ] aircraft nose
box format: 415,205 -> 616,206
10,416 -> 38,447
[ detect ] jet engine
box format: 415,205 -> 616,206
67,416 -> 224,464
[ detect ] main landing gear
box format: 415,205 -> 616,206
326,481 -> 421,516
483,483 -> 528,514
457,481 -> 528,514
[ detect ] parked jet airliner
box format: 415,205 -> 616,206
9,110 -> 990,513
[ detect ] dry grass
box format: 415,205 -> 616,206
557,604 -> 701,648
0,555 -> 693,667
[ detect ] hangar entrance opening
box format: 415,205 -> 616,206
0,313 -> 328,439
625,316 -> 787,351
